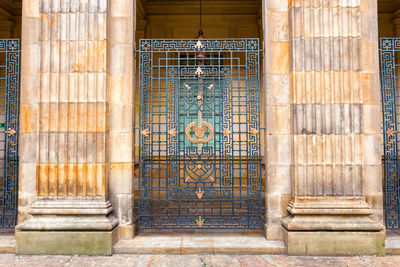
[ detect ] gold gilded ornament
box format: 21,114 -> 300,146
196,188 -> 204,200
196,216 -> 205,227
195,66 -> 203,77
195,40 -> 204,50
168,128 -> 178,137
222,128 -> 231,137
387,129 -> 396,137
141,129 -> 150,137
5,128 -> 16,136
185,121 -> 214,144
250,128 -> 259,136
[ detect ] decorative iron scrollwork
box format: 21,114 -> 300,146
185,121 -> 214,144
0,39 -> 20,229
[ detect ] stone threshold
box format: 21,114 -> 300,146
0,233 -> 15,254
386,231 -> 400,255
113,231 -> 287,255
3,231 -> 400,255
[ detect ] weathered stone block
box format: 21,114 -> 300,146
16,229 -> 117,255
283,228 -> 385,256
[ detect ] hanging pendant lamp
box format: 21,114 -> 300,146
196,0 -> 206,59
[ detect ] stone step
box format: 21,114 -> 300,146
386,236 -> 400,255
113,232 -> 287,255
0,233 -> 15,254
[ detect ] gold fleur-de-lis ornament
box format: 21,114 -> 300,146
168,128 -> 178,137
195,40 -> 204,50
387,129 -> 396,137
196,216 -> 205,227
141,129 -> 150,137
222,128 -> 231,137
195,66 -> 203,77
250,128 -> 259,136
196,188 -> 204,200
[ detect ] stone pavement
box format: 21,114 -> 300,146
1,254 -> 400,267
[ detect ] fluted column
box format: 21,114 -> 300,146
16,0 -> 118,255
281,0 -> 384,256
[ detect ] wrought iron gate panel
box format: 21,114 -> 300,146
138,39 -> 262,229
0,39 -> 20,228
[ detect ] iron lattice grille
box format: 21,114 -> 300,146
138,39 -> 262,229
0,39 -> 20,228
380,38 -> 400,229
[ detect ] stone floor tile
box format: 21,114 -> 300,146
201,255 -> 241,267
212,234 -> 286,255
0,233 -> 16,254
1,255 -> 400,267
386,235 -> 400,255
114,235 -> 182,254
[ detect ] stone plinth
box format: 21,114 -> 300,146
283,230 -> 385,256
282,197 -> 385,256
16,231 -> 118,255
16,197 -> 118,255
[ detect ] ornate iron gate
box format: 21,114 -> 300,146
0,39 -> 20,228
380,38 -> 400,229
138,39 -> 262,229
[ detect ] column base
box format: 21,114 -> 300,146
283,228 -> 385,256
16,197 -> 119,255
16,229 -> 118,255
282,197 -> 385,256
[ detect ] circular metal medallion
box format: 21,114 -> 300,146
185,121 -> 214,144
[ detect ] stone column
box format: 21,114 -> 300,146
281,0 -> 384,256
108,0 -> 136,240
16,0 -> 118,255
262,0 -> 291,240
